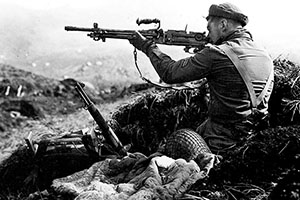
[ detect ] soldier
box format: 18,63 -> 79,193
129,2 -> 274,154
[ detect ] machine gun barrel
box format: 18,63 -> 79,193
65,25 -> 158,40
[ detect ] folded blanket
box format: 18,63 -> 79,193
52,152 -> 209,200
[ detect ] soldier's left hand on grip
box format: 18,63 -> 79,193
129,31 -> 153,54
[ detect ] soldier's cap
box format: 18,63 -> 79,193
206,2 -> 248,27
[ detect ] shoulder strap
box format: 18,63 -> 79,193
256,69 -> 273,106
218,44 -> 273,108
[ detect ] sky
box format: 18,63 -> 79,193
0,0 -> 300,67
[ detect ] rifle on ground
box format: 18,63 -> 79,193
65,18 -> 208,53
75,82 -> 129,157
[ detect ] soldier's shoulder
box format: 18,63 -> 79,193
200,43 -> 224,55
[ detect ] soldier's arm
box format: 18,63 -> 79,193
146,44 -> 213,84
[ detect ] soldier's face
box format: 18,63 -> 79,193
207,17 -> 222,44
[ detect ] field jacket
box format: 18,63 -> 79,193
146,28 -> 274,126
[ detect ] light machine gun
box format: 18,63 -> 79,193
65,18 -> 209,89
25,82 -> 130,162
75,82 -> 130,157
65,18 -> 208,53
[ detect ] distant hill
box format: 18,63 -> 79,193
0,63 -> 99,132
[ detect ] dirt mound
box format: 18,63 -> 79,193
110,88 -> 208,155
269,58 -> 300,126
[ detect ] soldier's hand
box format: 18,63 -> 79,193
129,31 -> 153,53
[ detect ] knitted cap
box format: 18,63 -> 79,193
206,3 -> 248,27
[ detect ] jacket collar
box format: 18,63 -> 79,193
215,28 -> 253,45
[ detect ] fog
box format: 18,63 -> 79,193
0,0 -> 300,78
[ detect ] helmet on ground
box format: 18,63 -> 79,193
164,128 -> 211,161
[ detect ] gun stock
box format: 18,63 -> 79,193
75,82 -> 128,156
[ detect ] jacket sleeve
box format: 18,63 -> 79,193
146,44 -> 213,84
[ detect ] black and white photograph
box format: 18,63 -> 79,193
0,0 -> 299,199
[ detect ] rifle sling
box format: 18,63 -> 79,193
218,44 -> 273,108
133,48 -> 207,90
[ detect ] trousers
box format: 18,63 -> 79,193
196,118 -> 252,154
